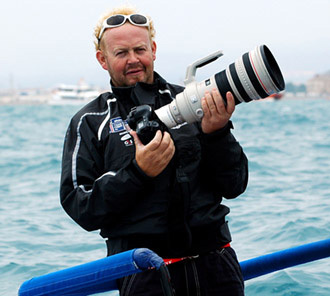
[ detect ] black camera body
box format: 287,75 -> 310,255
127,105 -> 166,145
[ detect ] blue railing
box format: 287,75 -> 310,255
19,239 -> 330,296
240,238 -> 330,280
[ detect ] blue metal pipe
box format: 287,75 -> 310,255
240,238 -> 330,280
18,239 -> 330,295
18,249 -> 141,296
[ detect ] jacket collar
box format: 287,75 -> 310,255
110,72 -> 168,106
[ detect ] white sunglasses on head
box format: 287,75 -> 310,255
98,14 -> 150,41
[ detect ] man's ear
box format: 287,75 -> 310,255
152,41 -> 157,61
96,50 -> 108,70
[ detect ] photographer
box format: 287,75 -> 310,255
60,5 -> 248,295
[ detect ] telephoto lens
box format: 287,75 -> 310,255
155,45 -> 285,128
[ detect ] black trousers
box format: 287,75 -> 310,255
116,247 -> 244,296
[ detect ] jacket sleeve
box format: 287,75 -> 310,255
60,116 -> 150,232
199,121 -> 248,199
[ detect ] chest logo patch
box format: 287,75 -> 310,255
124,139 -> 134,147
120,132 -> 133,147
109,117 -> 126,133
121,134 -> 131,141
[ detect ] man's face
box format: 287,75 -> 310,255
96,23 -> 156,87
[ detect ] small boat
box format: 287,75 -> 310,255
50,80 -> 101,105
267,92 -> 284,100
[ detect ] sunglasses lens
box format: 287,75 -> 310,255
130,14 -> 148,25
106,15 -> 125,26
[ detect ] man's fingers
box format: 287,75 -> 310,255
160,131 -> 172,146
200,89 -> 236,134
162,132 -> 175,154
145,130 -> 162,150
201,97 -> 209,117
204,91 -> 217,114
226,92 -> 235,114
212,89 -> 226,114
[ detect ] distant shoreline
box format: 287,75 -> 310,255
0,95 -> 52,105
1,94 -> 329,106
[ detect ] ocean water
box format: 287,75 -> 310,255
1,98 -> 329,295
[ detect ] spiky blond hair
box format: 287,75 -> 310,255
93,5 -> 156,51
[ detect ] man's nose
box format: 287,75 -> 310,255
127,51 -> 139,64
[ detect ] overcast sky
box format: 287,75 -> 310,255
1,0 -> 329,89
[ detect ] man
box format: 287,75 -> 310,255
60,5 -> 248,295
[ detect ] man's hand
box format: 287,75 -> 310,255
201,89 -> 235,134
130,130 -> 175,177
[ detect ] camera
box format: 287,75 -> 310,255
126,105 -> 167,145
128,45 -> 285,143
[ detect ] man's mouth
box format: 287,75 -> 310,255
125,68 -> 144,76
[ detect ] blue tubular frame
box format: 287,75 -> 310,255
19,239 -> 330,296
19,249 -> 141,296
240,238 -> 330,280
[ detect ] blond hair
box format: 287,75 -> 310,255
93,5 -> 156,51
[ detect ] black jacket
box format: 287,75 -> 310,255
60,73 -> 248,257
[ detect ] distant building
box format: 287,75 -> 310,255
306,71 -> 330,96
